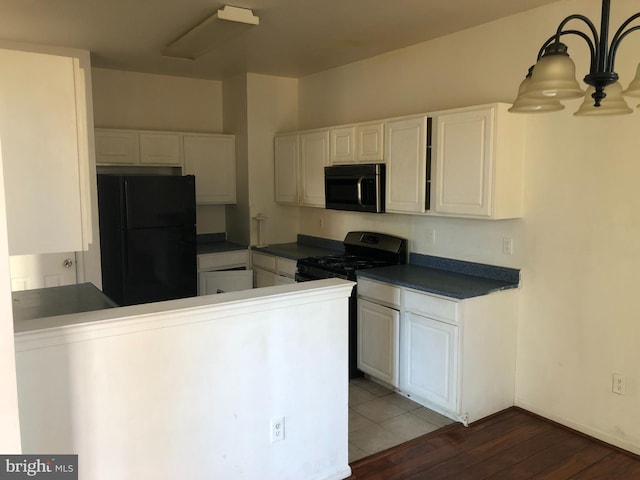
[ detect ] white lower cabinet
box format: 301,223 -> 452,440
254,268 -> 276,288
251,251 -> 297,287
199,270 -> 253,295
357,298 -> 400,387
197,250 -> 251,295
357,277 -> 517,425
400,311 -> 458,413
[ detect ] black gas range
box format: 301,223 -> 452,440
296,231 -> 408,282
295,231 -> 408,378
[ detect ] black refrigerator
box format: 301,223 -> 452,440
97,174 -> 197,306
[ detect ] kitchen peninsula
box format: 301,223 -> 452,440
13,279 -> 354,480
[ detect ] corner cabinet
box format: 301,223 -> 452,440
274,129 -> 328,208
197,250 -> 251,295
183,134 -> 236,204
299,129 -> 329,207
431,103 -> 525,219
251,251 -> 297,287
0,48 -> 93,255
274,133 -> 299,205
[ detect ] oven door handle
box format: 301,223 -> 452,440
356,176 -> 365,207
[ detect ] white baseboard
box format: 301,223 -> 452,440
313,465 -> 352,480
516,400 -> 640,456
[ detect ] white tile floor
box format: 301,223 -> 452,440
348,377 -> 454,463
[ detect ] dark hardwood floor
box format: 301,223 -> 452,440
347,407 -> 640,479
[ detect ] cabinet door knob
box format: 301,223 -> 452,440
63,258 -> 73,268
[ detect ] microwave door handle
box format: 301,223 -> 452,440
356,177 -> 365,207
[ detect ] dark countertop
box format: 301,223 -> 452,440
252,242 -> 342,261
197,233 -> 248,255
252,234 -> 344,261
357,254 -> 520,300
197,240 -> 248,255
12,283 -> 117,322
197,233 -> 340,259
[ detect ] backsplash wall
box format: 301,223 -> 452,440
299,208 -> 523,268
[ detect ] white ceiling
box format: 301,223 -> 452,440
0,0 -> 562,80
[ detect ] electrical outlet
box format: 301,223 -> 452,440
426,228 -> 436,247
612,373 -> 626,395
502,237 -> 514,255
271,416 -> 285,443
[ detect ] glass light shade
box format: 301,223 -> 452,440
623,63 -> 640,97
574,82 -> 633,116
523,54 -> 584,100
509,77 -> 565,113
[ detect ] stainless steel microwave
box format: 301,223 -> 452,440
324,164 -> 385,213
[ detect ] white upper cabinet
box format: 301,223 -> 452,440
330,126 -> 355,164
274,103 -> 523,219
356,122 -> 384,163
139,132 -> 182,166
432,103 -> 524,219
385,115 -> 430,214
274,133 -> 299,205
330,121 -> 384,165
95,128 -> 237,205
183,134 -> 236,204
299,129 -> 329,207
0,48 -> 93,255
96,129 -> 182,167
95,129 -> 139,165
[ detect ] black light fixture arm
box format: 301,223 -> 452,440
609,15 -> 640,71
552,14 -> 601,73
513,0 -> 640,113
538,30 -> 597,72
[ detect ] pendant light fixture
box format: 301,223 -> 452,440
508,66 -> 565,113
510,0 -> 640,115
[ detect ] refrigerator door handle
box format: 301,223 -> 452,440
123,179 -> 130,230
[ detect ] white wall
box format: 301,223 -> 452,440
224,74 -> 300,246
91,68 -> 227,234
295,0 -> 640,454
15,281 -> 353,480
223,74 -> 250,244
246,74 -> 300,245
91,68 -> 223,132
0,139 -> 22,452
